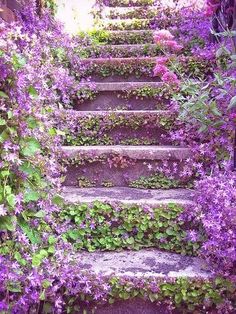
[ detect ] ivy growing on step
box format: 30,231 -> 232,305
60,202 -> 204,254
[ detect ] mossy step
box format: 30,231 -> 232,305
76,82 -> 173,111
81,56 -> 212,82
82,57 -> 158,82
57,110 -> 180,146
101,18 -> 154,31
61,146 -> 192,188
105,6 -> 159,20
79,43 -> 162,58
60,188 -> 200,254
100,29 -> 154,44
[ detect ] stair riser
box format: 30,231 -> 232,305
58,111 -> 176,146
81,58 -> 213,82
64,126 -> 171,146
79,45 -> 162,58
106,32 -> 154,44
62,160 -> 192,188
61,201 -> 201,254
89,74 -> 160,83
84,300 -> 179,314
76,92 -> 169,111
107,8 -> 159,20
102,20 -> 155,31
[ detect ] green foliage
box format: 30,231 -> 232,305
174,74 -> 236,133
107,277 -> 236,313
129,173 -> 192,189
60,202 -> 203,254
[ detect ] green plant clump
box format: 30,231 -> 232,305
60,201 -> 203,254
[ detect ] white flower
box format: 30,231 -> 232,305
0,204 -> 7,216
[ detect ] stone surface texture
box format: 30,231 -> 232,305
78,248 -> 210,278
62,187 -> 194,205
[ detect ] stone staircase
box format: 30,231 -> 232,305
60,0 -> 212,312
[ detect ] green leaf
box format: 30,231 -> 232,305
6,194 -> 15,207
18,217 -> 41,244
126,237 -> 135,245
21,138 -> 41,156
0,91 -> 9,98
40,290 -> 46,301
52,195 -> 64,206
0,118 -> 6,126
228,96 -> 236,110
12,54 -> 26,70
42,280 -> 51,289
34,210 -> 45,218
0,216 -> 15,231
24,190 -> 40,202
48,235 -> 57,245
28,85 -> 38,98
14,251 -> 27,266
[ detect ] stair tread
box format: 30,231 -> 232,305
81,82 -> 162,91
62,186 -> 194,205
108,29 -> 154,34
85,43 -> 159,49
62,145 -> 191,160
82,56 -> 157,63
72,248 -> 210,278
61,109 -> 170,115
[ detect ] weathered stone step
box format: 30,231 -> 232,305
106,6 -> 159,20
102,30 -> 154,44
76,248 -> 210,278
61,146 -> 192,188
60,187 -> 202,254
85,81 -> 162,91
57,110 -> 179,146
79,43 -> 162,58
62,186 -> 194,205
78,249 -> 211,313
76,82 -> 171,111
102,0 -> 156,7
101,18 -> 153,31
62,145 -> 191,160
82,57 -> 157,82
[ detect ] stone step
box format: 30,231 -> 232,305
101,18 -> 154,31
102,30 -> 154,44
62,186 -> 194,205
79,43 -> 162,58
57,110 -> 178,146
82,57 -> 157,82
81,81 -> 162,92
106,6 -> 159,20
76,82 -> 171,111
102,0 -> 156,7
76,248 -> 210,278
62,145 -> 191,160
60,187 -> 202,253
61,146 -> 193,188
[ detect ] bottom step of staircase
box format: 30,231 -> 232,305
79,249 -> 210,313
62,187 -> 194,205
